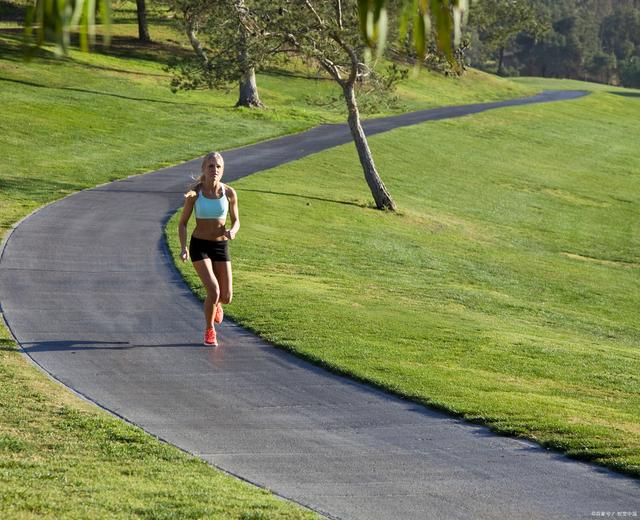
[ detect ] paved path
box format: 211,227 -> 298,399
2,91 -> 638,520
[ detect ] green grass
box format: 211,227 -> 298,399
0,1 -> 539,516
167,79 -> 640,477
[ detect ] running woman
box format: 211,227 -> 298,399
178,152 -> 239,346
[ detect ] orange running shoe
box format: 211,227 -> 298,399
204,327 -> 218,346
214,302 -> 224,324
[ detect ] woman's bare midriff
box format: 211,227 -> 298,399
192,218 -> 228,241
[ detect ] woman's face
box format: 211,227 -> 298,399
204,156 -> 224,182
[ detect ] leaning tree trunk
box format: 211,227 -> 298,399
135,0 -> 151,42
343,83 -> 396,211
185,19 -> 208,64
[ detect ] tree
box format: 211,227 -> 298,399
136,0 -> 152,42
585,51 -> 617,83
259,1 -> 398,210
470,0 -> 548,75
619,56 -> 640,87
600,5 -> 640,62
234,0 -> 263,107
168,0 -> 266,107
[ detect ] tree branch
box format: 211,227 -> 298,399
303,0 -> 325,28
318,57 -> 344,85
182,6 -> 208,64
331,30 -> 359,85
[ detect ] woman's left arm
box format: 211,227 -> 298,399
225,186 -> 240,240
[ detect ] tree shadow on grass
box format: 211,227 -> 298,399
237,188 -> 366,208
0,75 -> 215,107
262,66 -> 333,82
71,59 -> 169,78
0,29 -> 63,63
0,176 -> 82,201
609,91 -> 640,98
0,28 -> 191,69
91,34 -> 193,64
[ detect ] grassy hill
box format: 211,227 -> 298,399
168,78 -> 640,477
0,2 -> 541,517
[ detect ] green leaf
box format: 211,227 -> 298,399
87,0 -> 96,47
431,0 -> 452,59
374,7 -> 388,59
100,0 -> 112,47
399,0 -> 418,42
358,0 -> 372,45
79,0 -> 88,52
413,4 -> 427,61
22,0 -> 111,57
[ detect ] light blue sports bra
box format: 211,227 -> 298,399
195,184 -> 228,220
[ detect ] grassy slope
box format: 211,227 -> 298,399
168,80 -> 640,477
0,2 -> 537,516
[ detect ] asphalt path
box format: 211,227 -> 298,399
2,90 -> 639,519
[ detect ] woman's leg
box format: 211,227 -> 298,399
213,261 -> 233,304
192,258 -> 220,328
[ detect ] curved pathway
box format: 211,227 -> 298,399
2,90 -> 638,520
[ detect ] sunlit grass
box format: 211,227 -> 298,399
168,79 -> 640,477
0,2 -> 542,516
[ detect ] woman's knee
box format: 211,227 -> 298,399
205,284 -> 220,299
220,290 -> 232,304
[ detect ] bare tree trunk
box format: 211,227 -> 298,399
343,83 -> 396,211
497,46 -> 505,75
185,19 -> 208,63
135,0 -> 151,42
235,0 -> 263,108
237,66 -> 263,107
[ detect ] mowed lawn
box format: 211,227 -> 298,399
0,3 -> 538,516
168,80 -> 640,476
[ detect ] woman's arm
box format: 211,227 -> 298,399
225,186 -> 240,240
178,194 -> 196,261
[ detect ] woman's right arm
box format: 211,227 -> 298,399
178,194 -> 196,262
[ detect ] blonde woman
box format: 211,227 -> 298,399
178,152 -> 239,346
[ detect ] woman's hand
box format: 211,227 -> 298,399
180,248 -> 189,262
225,229 -> 236,240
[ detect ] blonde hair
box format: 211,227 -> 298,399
185,152 -> 224,198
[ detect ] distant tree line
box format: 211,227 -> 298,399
466,0 -> 640,87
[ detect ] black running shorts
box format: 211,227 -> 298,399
189,236 -> 230,262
